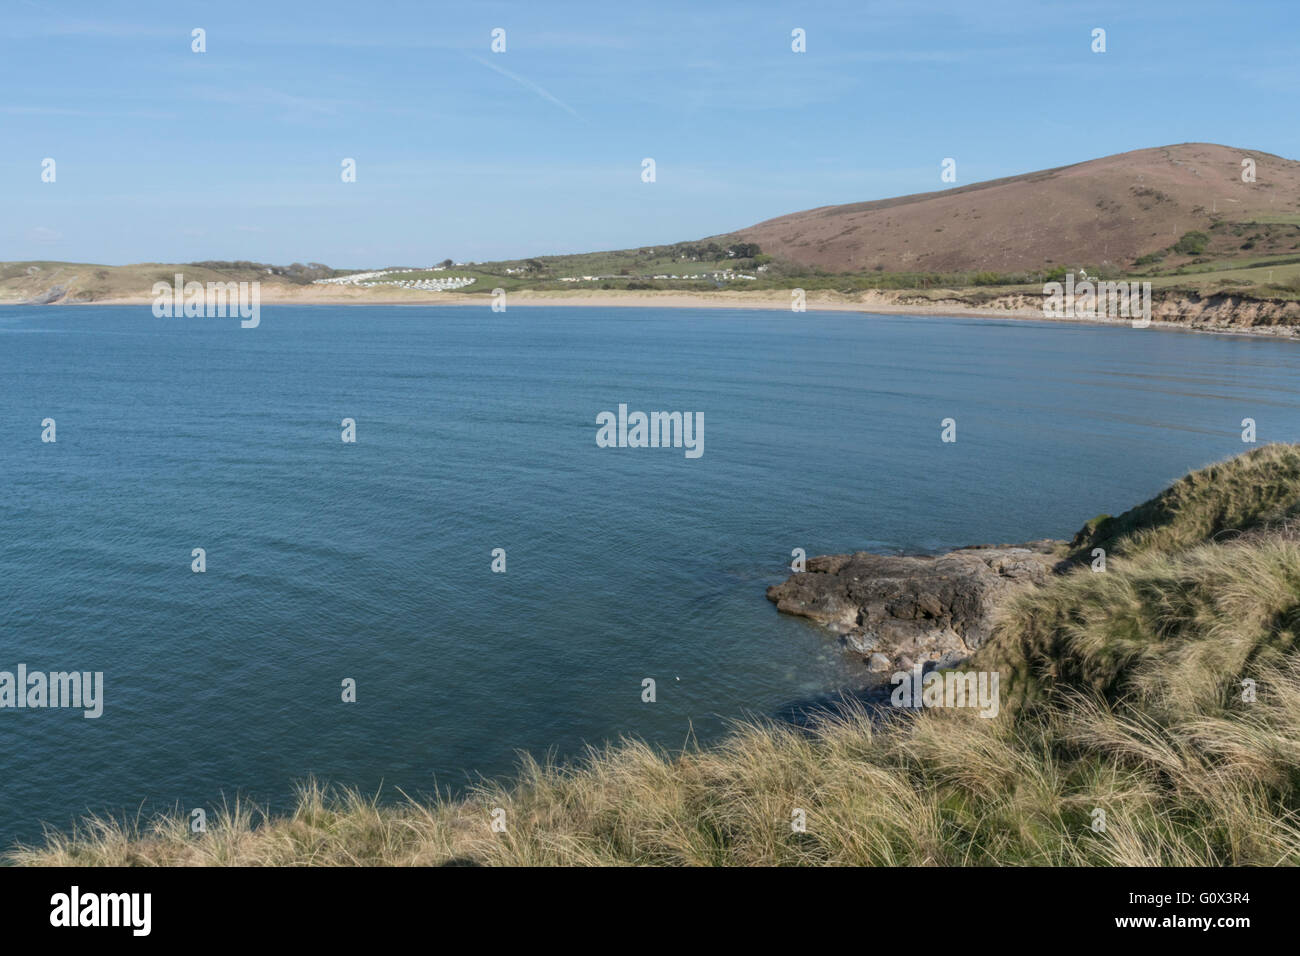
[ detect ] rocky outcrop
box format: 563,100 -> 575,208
766,543 -> 1061,672
857,288 -> 1300,336
21,285 -> 68,305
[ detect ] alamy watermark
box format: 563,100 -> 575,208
50,886 -> 150,936
596,404 -> 703,458
152,273 -> 260,328
890,664 -> 999,718
1043,272 -> 1150,328
0,665 -> 103,718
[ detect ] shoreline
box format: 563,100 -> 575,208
7,287 -> 1300,339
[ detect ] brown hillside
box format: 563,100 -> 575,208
722,143 -> 1300,273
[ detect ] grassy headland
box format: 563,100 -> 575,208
12,445 -> 1300,866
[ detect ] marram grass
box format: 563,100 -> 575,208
12,445 -> 1300,866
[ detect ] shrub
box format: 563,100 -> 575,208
1172,231 -> 1209,256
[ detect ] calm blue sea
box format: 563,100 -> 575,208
2,304 -> 1299,848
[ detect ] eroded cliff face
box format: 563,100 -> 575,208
857,288 -> 1300,334
1151,292 -> 1300,330
766,543 -> 1061,672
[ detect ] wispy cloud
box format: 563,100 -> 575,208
471,55 -> 579,118
186,85 -> 340,117
4,9 -> 175,40
0,105 -> 177,119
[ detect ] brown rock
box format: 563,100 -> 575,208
766,542 -> 1061,669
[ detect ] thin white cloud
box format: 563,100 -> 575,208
188,86 -> 339,116
3,10 -> 175,39
0,105 -> 177,119
472,55 -> 579,118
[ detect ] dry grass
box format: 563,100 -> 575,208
1071,442 -> 1300,559
13,665 -> 1300,866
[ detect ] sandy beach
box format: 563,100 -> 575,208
59,286 -> 877,312
38,284 -> 1299,338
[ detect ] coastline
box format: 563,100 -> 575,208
17,286 -> 1300,339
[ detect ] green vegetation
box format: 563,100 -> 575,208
185,261 -> 347,284
1172,231 -> 1210,256
0,261 -> 367,304
1131,221 -> 1300,296
13,446 -> 1300,866
433,253 -> 1061,297
981,444 -> 1300,712
0,260 -> 102,282
1067,442 -> 1300,559
396,219 -> 1300,305
9,216 -> 1300,307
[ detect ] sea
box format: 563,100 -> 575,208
2,304 -> 1298,848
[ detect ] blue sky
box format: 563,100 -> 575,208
2,0 -> 1295,268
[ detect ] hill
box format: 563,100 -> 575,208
720,143 -> 1300,273
0,260 -> 346,305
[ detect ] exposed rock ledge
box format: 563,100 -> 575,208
22,285 -> 67,305
766,542 -> 1061,672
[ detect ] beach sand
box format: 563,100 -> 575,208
69,285 -> 1041,318
61,285 -> 1298,337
